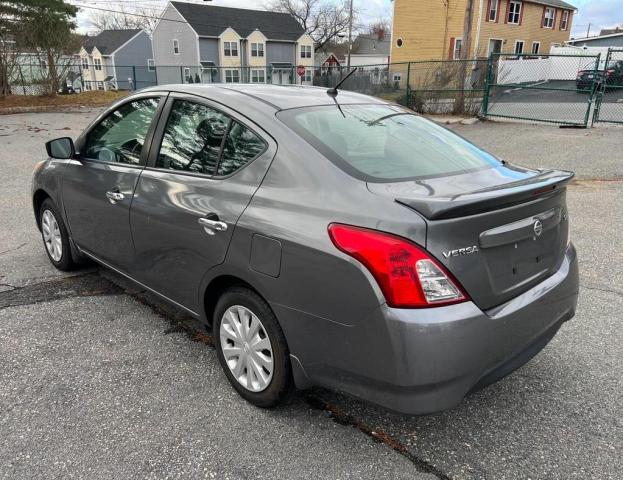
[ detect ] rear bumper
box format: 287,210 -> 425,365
288,244 -> 579,415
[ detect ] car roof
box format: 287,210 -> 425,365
140,84 -> 389,111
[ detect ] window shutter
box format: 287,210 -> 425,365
496,0 -> 501,23
541,6 -> 546,28
449,37 -> 455,59
486,0 -> 492,21
519,2 -> 524,25
504,0 -> 510,24
553,9 -> 558,29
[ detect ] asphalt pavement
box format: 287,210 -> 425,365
0,110 -> 622,479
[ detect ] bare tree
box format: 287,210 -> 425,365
266,0 -> 354,50
88,4 -> 159,35
365,18 -> 391,39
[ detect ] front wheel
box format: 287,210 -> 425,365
39,198 -> 77,271
214,287 -> 292,408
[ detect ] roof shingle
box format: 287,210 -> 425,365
170,2 -> 305,41
82,29 -> 142,55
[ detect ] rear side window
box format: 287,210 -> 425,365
217,122 -> 266,176
277,105 -> 501,181
156,100 -> 229,175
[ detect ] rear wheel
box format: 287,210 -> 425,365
214,286 -> 291,407
39,198 -> 77,271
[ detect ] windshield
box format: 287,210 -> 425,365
277,104 -> 502,182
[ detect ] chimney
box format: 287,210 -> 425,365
373,26 -> 385,41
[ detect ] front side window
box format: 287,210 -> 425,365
94,58 -> 102,71
508,1 -> 521,24
301,45 -> 312,58
303,68 -> 312,82
156,100 -> 229,175
96,81 -> 104,90
81,57 -> 89,70
488,0 -> 498,21
531,42 -> 540,55
277,104 -> 503,182
225,69 -> 239,83
184,67 -> 191,82
251,69 -> 265,83
173,39 -> 180,55
543,7 -> 555,28
224,41 -> 238,57
148,59 -> 155,72
560,10 -> 569,30
514,40 -> 524,55
218,122 -> 266,176
251,42 -> 264,57
83,98 -> 160,165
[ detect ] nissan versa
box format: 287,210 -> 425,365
32,84 -> 579,415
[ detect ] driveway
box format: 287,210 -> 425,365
1,110 -> 622,480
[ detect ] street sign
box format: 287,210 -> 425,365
296,65 -> 305,77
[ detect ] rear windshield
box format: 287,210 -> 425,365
277,104 -> 502,182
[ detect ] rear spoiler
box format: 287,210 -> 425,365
396,170 -> 575,220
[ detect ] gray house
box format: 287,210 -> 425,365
79,29 -> 155,91
567,30 -> 623,48
152,2 -> 315,85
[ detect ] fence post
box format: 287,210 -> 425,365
180,65 -> 184,83
132,66 -> 137,90
482,53 -> 494,117
587,52 -> 602,127
405,62 -> 411,108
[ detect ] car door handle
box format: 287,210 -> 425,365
105,190 -> 125,204
198,216 -> 228,235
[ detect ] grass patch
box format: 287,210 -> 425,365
0,91 -> 128,110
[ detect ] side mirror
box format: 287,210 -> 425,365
45,137 -> 75,159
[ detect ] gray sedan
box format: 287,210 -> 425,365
32,85 -> 579,415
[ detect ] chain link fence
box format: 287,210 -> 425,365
483,53 -> 602,126
593,48 -> 623,125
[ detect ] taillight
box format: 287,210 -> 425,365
328,224 -> 468,308
606,69 -> 615,77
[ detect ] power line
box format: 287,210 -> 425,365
70,2 -> 307,37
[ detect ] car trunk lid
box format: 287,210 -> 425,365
367,167 -> 573,310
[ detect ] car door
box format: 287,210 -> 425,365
129,93 -> 276,313
62,94 -> 166,267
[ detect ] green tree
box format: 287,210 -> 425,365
0,0 -> 77,96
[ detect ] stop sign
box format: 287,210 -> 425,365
296,65 -> 306,77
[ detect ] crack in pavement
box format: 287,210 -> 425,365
0,242 -> 26,256
1,270 -> 447,477
580,283 -> 623,298
304,393 -> 453,480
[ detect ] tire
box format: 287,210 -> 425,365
39,198 -> 77,271
214,286 -> 292,408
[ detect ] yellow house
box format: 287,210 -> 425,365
391,0 -> 576,62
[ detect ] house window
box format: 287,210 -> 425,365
453,38 -> 463,60
224,41 -> 238,57
303,68 -> 312,82
81,57 -> 89,70
392,73 -> 401,82
531,42 -> 540,55
147,59 -> 155,72
396,38 -> 403,48
488,0 -> 498,21
543,7 -> 555,28
183,67 -> 191,82
301,45 -> 312,58
84,81 -> 91,91
225,69 -> 239,83
514,40 -> 524,55
251,69 -> 265,83
507,1 -> 521,24
251,43 -> 264,57
96,81 -> 104,91
173,39 -> 180,55
94,58 -> 102,71
560,10 -> 569,30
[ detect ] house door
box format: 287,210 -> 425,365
488,39 -> 503,55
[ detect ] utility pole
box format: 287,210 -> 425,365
346,0 -> 353,70
455,0 -> 475,113
586,23 -> 592,37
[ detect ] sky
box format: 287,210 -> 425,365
72,0 -> 622,40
